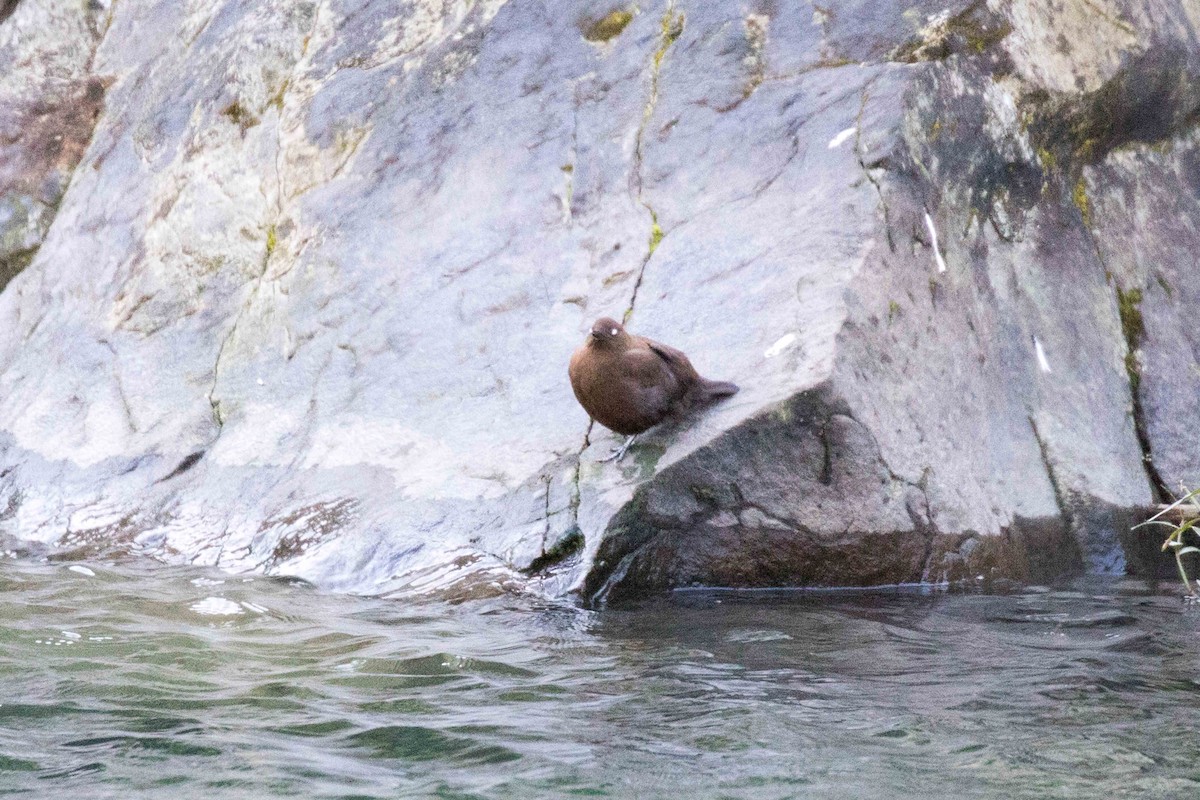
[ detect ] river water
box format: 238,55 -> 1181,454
2,553 -> 1198,799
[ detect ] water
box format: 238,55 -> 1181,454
2,554 -> 1199,799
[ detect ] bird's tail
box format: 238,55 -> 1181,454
698,378 -> 739,401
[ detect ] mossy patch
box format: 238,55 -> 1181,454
268,80 -> 290,112
265,224 -> 278,256
661,9 -> 684,45
1024,50 -> 1200,167
584,10 -> 633,42
630,441 -> 665,475
739,13 -> 767,101
648,218 -> 663,255
0,247 -> 36,293
891,5 -> 1011,63
524,528 -> 585,574
653,9 -> 685,68
1116,286 -> 1144,390
1072,178 -> 1091,227
221,100 -> 260,132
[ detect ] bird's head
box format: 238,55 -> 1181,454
588,317 -> 626,346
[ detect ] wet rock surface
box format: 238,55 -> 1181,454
0,0 -> 1195,602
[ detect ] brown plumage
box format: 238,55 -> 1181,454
569,317 -> 738,460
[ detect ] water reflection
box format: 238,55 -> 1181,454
1,556 -> 1198,799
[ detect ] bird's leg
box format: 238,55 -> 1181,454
598,434 -> 638,463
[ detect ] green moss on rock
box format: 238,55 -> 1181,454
648,218 -> 663,254
0,247 -> 36,293
221,100 -> 260,132
523,528 -> 585,574
1116,286 -> 1144,390
653,9 -> 685,67
584,10 -> 633,42
1072,178 -> 1091,227
891,5 -> 1011,63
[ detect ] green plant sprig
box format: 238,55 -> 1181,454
1133,487 -> 1200,597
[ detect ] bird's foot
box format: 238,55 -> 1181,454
598,434 -> 638,463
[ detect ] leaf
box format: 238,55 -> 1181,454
1177,519 -> 1200,538
1142,488 -> 1200,525
1134,520 -> 1178,531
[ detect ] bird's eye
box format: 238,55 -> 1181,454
610,328 -> 618,335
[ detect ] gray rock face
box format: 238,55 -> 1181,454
0,0 -> 1195,602
0,0 -> 108,289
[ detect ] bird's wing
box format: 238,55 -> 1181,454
641,336 -> 700,383
623,346 -> 677,388
619,347 -> 679,418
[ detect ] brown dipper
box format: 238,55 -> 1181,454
568,317 -> 739,461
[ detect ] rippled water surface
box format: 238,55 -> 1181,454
3,555 -> 1200,799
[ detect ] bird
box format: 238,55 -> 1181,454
568,316 -> 739,461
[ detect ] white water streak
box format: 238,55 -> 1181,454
924,212 -> 947,273
1034,337 -> 1052,373
828,127 -> 857,149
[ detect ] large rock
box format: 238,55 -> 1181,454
0,0 -> 1194,602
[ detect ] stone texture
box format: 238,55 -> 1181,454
0,0 -> 109,290
0,0 -> 1195,603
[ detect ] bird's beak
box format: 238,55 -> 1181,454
590,330 -> 603,339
